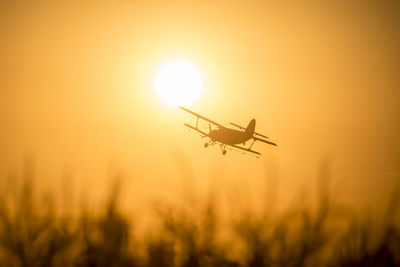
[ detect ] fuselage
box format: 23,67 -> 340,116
209,127 -> 252,145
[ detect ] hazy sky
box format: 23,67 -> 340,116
0,1 -> 399,213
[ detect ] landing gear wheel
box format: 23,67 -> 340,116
204,143 -> 208,148
222,150 -> 227,155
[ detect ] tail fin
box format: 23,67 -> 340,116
245,119 -> 256,136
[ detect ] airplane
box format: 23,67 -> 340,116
179,106 -> 277,157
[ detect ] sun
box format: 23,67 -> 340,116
154,61 -> 202,106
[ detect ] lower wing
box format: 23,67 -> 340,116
228,144 -> 261,155
183,123 -> 209,137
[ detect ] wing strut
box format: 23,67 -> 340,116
249,139 -> 256,149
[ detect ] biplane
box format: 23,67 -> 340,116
179,106 -> 277,156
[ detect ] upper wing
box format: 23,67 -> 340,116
229,123 -> 245,130
228,144 -> 261,155
179,106 -> 224,128
229,122 -> 269,139
253,136 -> 277,146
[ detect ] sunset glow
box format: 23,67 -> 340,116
154,61 -> 202,106
0,2 -> 399,265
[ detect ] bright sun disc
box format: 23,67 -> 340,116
155,61 -> 202,106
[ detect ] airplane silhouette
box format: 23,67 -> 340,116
179,106 -> 277,156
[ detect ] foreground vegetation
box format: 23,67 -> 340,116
0,169 -> 398,267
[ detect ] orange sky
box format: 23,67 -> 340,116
0,1 -> 399,214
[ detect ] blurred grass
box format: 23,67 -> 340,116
0,162 -> 398,267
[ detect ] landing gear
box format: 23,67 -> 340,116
204,143 -> 208,148
219,144 -> 227,155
